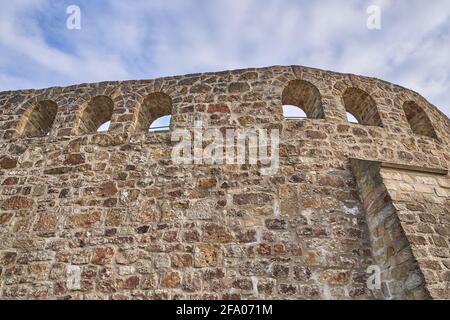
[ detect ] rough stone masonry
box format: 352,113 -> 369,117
0,65 -> 448,300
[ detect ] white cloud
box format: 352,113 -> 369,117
0,0 -> 130,87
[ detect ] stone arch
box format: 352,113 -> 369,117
342,87 -> 382,126
403,101 -> 437,139
76,95 -> 114,134
16,100 -> 58,137
135,92 -> 173,132
282,80 -> 324,119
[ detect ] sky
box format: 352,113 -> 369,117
0,0 -> 449,119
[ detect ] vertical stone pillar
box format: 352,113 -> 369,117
350,159 -> 449,299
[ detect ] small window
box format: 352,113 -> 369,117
136,92 -> 172,132
18,100 -> 58,137
77,96 -> 114,134
403,101 -> 437,139
149,115 -> 172,132
283,105 -> 307,119
343,88 -> 382,126
346,112 -> 359,124
97,121 -> 111,133
282,80 -> 324,119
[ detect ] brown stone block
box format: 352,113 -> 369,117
27,263 -> 50,283
236,229 -> 257,243
0,213 -> 14,225
207,103 -> 230,113
97,181 -> 118,197
64,153 -> 85,165
144,187 -> 162,197
0,156 -> 17,169
190,84 -> 212,94
0,252 -> 18,266
293,266 -> 312,281
141,273 -> 159,290
2,177 -> 19,186
319,270 -> 352,285
257,279 -> 275,295
229,82 -> 250,93
171,253 -> 193,268
237,115 -> 256,126
91,134 -> 113,147
233,193 -> 273,206
239,261 -> 270,276
198,178 -> 217,189
182,272 -> 202,292
2,196 -> 33,210
232,278 -> 253,290
163,230 -> 179,242
408,235 -> 427,246
194,244 -> 222,268
202,224 -> 234,243
105,209 -> 124,227
132,210 -> 160,223
182,229 -> 200,243
278,283 -> 297,296
123,275 -> 140,290
431,235 -> 448,248
271,264 -> 290,279
265,219 -> 287,230
257,244 -> 272,256
201,268 -> 225,281
91,247 -> 115,265
304,250 -> 323,267
44,167 -> 73,175
306,130 -> 327,140
318,174 -> 345,188
33,213 -> 58,232
161,271 -> 182,288
66,211 -> 102,229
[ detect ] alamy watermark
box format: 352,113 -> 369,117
66,5 -> 81,30
171,121 -> 280,176
366,265 -> 382,290
65,5 -> 382,32
367,5 -> 381,30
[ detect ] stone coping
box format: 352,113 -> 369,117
350,158 -> 448,176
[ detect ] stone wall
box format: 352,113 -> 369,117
0,65 -> 448,300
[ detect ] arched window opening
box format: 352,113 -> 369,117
97,121 -> 111,133
342,88 -> 382,127
136,92 -> 172,132
19,100 -> 58,137
346,112 -> 359,124
282,105 -> 307,119
282,80 -> 324,119
77,96 -> 114,134
149,115 -> 172,132
403,101 -> 437,139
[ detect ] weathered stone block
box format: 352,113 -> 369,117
2,196 -> 33,210
91,247 -> 115,265
66,211 -> 102,229
194,244 -> 222,268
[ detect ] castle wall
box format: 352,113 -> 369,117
0,66 -> 448,300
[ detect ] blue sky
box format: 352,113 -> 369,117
1,0 -> 449,117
